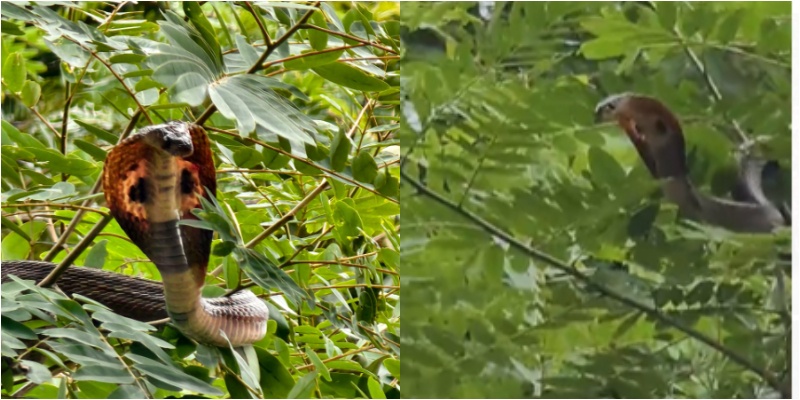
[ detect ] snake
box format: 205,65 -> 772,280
2,121 -> 269,347
594,93 -> 788,233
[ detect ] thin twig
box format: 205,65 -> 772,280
244,181 -> 329,249
299,24 -> 397,54
29,107 -> 61,140
1,203 -> 109,216
244,1 -> 272,47
38,214 -> 112,287
295,345 -> 375,371
261,44 -> 367,69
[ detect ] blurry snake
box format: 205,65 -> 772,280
594,93 -> 789,233
2,122 -> 268,347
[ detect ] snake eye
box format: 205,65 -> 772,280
180,169 -> 195,195
128,177 -> 148,203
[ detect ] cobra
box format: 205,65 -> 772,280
594,93 -> 789,233
2,122 -> 269,347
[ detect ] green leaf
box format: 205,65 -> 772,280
1,20 -> 24,36
40,328 -> 107,349
91,310 -> 156,332
45,38 -> 90,67
284,49 -> 344,70
20,80 -> 41,107
308,11 -> 329,51
3,52 -> 25,92
333,199 -> 363,237
233,147 -> 264,168
209,75 -> 317,152
84,239 -> 108,268
27,148 -> 98,176
320,3 -> 344,31
627,203 -> 660,238
108,54 -> 146,64
274,337 -> 292,368
255,347 -> 294,398
74,120 -> 119,144
287,371 -> 318,399
134,77 -> 163,92
74,139 -> 108,162
183,2 -> 223,68
304,347 -> 331,381
352,151 -> 378,183
357,288 -> 378,324
588,146 -> 626,187
1,216 -> 31,242
127,355 -> 223,396
374,171 -> 398,197
1,315 -> 37,339
121,69 -> 153,78
383,358 -> 399,378
108,385 -> 146,399
312,62 -> 390,92
366,124 -> 399,134
73,366 -> 134,385
0,3 -> 35,21
212,241 -> 236,257
235,34 -> 260,66
2,221 -> 45,260
20,361 -> 52,385
367,377 -> 386,399
329,130 -> 352,172
305,142 -> 330,161
580,38 -> 627,60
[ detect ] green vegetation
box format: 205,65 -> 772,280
2,2 -> 399,398
400,2 -> 790,398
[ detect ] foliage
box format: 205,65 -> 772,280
400,1 -> 790,398
1,1 -> 399,399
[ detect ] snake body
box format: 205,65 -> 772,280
2,122 -> 268,347
595,94 -> 788,233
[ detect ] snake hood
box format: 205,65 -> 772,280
103,121 -> 268,346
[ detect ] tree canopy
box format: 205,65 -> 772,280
400,2 -> 790,398
2,2 -> 399,399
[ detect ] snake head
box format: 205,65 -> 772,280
594,92 -> 635,124
138,121 -> 194,157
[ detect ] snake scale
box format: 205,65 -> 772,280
2,122 -> 269,347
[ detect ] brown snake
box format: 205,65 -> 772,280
594,94 -> 789,233
2,122 -> 268,347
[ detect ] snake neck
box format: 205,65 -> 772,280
651,139 -> 784,233
145,148 -> 267,347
